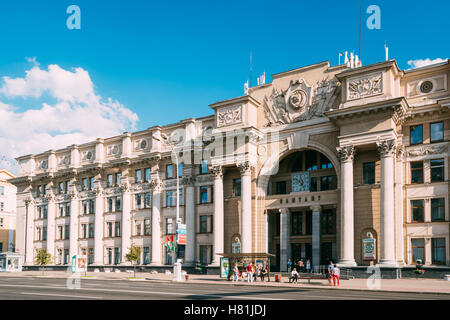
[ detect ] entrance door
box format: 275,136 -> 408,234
321,242 -> 333,265
291,243 -> 302,266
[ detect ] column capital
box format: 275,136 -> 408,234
337,145 -> 356,162
182,176 -> 196,187
310,205 -> 322,212
149,178 -> 163,191
238,161 -> 254,176
376,139 -> 396,158
279,208 -> 289,215
93,186 -> 103,196
210,165 -> 223,179
24,197 -> 35,206
68,190 -> 79,200
44,192 -> 55,202
119,183 -> 131,193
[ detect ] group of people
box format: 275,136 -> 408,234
287,258 -> 312,273
232,262 -> 269,283
327,261 -> 340,286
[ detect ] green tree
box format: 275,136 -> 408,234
125,246 -> 142,278
35,249 -> 52,275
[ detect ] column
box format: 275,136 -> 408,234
69,191 -> 79,259
46,192 -> 56,261
377,140 -> 397,266
121,184 -> 132,263
279,208 -> 290,272
210,166 -> 223,266
311,205 -> 322,270
184,176 -> 195,265
93,188 -> 103,265
239,161 -> 253,254
24,198 -> 35,265
337,145 -> 357,266
150,179 -> 162,265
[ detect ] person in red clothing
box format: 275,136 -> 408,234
332,264 -> 340,286
247,262 -> 254,283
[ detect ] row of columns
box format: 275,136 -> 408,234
337,140 -> 397,267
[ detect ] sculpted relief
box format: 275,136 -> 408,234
347,72 -> 383,100
263,77 -> 339,126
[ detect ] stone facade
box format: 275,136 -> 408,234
0,169 -> 16,253
9,58 -> 450,271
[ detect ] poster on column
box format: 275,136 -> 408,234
362,238 -> 376,260
177,223 -> 186,245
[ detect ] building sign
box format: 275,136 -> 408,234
362,238 -> 376,260
220,257 -> 230,278
291,172 -> 310,192
177,223 -> 186,245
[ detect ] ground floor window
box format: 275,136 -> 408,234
114,248 -> 121,265
199,245 -> 212,265
64,249 -> 69,265
432,238 -> 446,265
88,248 -> 94,265
143,247 -> 150,264
411,238 -> 425,263
107,248 -> 113,265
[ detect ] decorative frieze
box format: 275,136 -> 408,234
347,72 -> 383,100
406,143 -> 448,158
217,105 -> 242,127
337,145 -> 356,162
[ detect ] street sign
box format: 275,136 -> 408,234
177,224 -> 186,245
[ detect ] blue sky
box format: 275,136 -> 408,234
0,0 -> 448,171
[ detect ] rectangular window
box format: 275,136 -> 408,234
199,245 -> 212,265
166,191 -> 175,207
58,226 -> 63,240
115,222 -> 121,237
144,168 -> 151,182
305,211 -> 312,235
410,161 -> 424,184
89,199 -> 95,214
82,178 -> 88,190
114,248 -> 121,265
107,174 -> 113,187
88,248 -> 94,265
82,224 -> 87,239
291,212 -> 303,235
64,225 -> 70,239
410,125 -> 423,145
107,222 -> 113,237
320,176 -> 336,191
43,226 -> 47,240
321,209 -> 336,235
43,205 -> 48,218
199,216 -> 210,233
320,153 -> 332,169
201,160 -> 208,174
363,162 -> 375,185
115,173 -> 121,186
144,247 -> 150,264
0,186 -> 4,195
59,204 -> 64,217
430,159 -> 444,182
432,238 -> 446,265
233,178 -> 241,197
107,248 -> 113,265
275,181 -> 287,195
144,219 -> 151,236
64,249 -> 69,264
65,181 -> 70,194
178,188 -> 183,206
65,203 -> 70,217
166,218 -> 174,234
430,122 -> 444,142
200,186 -> 209,204
136,223 -> 142,236
115,197 -> 121,211
166,164 -> 174,179
431,198 -> 445,221
59,182 -> 64,194
411,238 -> 425,263
82,200 -> 88,215
89,177 -> 95,190
135,194 -> 142,208
108,198 -> 113,212
411,199 -> 424,222
144,192 -> 151,208
88,223 -> 94,238
310,177 -> 318,192
178,163 -> 183,177
135,169 -> 142,183
306,150 -> 318,171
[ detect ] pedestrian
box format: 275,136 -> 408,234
253,264 -> 258,282
306,259 -> 311,273
332,264 -> 340,286
299,259 -> 304,273
232,264 -> 239,282
247,262 -> 254,283
260,265 -> 267,282
289,268 -> 299,284
287,259 -> 292,272
327,261 -> 334,286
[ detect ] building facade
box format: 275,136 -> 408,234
0,169 -> 17,253
10,58 -> 450,271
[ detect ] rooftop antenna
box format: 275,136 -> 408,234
384,42 -> 389,61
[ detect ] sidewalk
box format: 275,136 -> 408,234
1,271 -> 449,295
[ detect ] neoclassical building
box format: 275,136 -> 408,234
10,57 -> 450,272
0,169 -> 17,254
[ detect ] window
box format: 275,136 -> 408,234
65,203 -> 70,217
108,198 -> 113,212
411,238 -> 425,263
411,200 -> 424,222
200,186 -> 209,204
115,173 -> 121,186
82,178 -> 88,190
0,186 -> 4,195
114,248 -> 121,265
64,225 -> 70,239
432,238 -> 446,265
305,211 -> 312,235
410,125 -> 423,145
320,176 -> 336,191
178,163 -> 183,177
201,160 -> 208,174
143,247 -> 150,264
410,161 -> 423,184
166,218 -> 174,234
107,174 -> 113,187
291,212 -> 303,235
115,222 -> 121,237
200,215 -> 212,233
0,218 -> 3,227
166,164 -> 174,179
306,150 -> 318,171
310,177 -> 318,192
320,154 -> 332,169
144,192 -> 151,208
135,169 -> 142,183
88,248 -> 94,265
58,226 -> 63,240
430,122 -> 444,143
431,198 -> 445,222
43,226 -> 47,240
144,168 -> 151,182
82,224 -> 87,238
107,248 -> 113,265
59,204 -> 64,217
321,209 -> 336,235
275,181 -> 287,195
233,178 -> 241,197
65,181 -> 70,193
59,182 -> 64,194
136,223 -> 142,236
144,219 -> 151,236
115,197 -> 121,211
363,162 -> 375,184
82,200 -> 88,215
88,223 -> 94,238
199,245 -> 212,265
89,177 -> 95,190
135,194 -> 142,208
43,205 -> 48,218
166,190 -> 175,207
430,159 -> 444,182
64,249 -> 69,264
107,222 -> 113,237
178,188 -> 183,205
89,199 -> 95,214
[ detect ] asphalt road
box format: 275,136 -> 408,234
0,277 -> 448,300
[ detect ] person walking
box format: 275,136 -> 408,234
332,264 -> 340,286
287,259 -> 292,273
306,259 -> 311,273
232,264 -> 239,282
247,262 -> 254,283
327,261 -> 334,286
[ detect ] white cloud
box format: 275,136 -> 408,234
407,58 -> 448,69
0,61 -> 139,174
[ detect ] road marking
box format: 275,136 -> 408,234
20,292 -> 103,299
